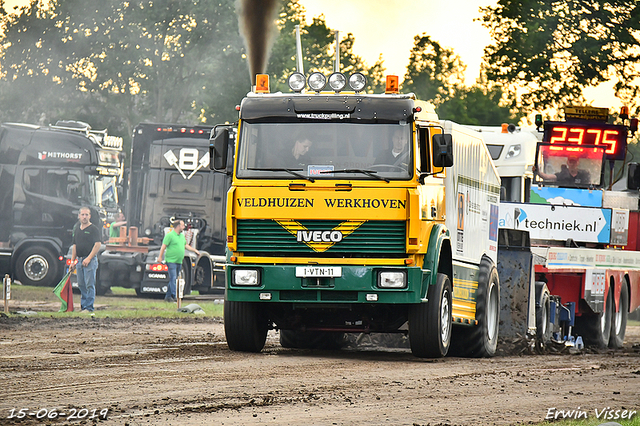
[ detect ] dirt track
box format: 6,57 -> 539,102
1,309 -> 639,425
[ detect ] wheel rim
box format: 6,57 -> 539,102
440,289 -> 451,344
540,303 -> 548,336
600,295 -> 610,334
24,254 -> 49,282
487,281 -> 499,341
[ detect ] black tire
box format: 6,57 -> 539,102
575,286 -> 613,348
15,247 -> 60,287
451,261 -> 500,357
536,287 -> 552,345
180,258 -> 192,296
609,283 -> 629,349
279,330 -> 298,349
95,285 -> 109,296
408,272 -> 452,358
279,330 -> 343,349
224,301 -> 268,352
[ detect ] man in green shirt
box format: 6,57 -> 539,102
109,212 -> 127,239
156,220 -> 200,302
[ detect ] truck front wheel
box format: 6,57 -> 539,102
609,283 -> 629,349
408,272 -> 452,358
224,301 -> 268,352
15,247 -> 59,287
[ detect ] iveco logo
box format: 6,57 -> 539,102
277,220 -> 365,253
296,230 -> 343,243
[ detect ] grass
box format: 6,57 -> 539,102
4,284 -> 224,319
531,414 -> 640,426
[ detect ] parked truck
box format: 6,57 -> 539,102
0,120 -> 123,287
96,123 -> 233,296
496,106 -> 640,348
211,70 -> 502,358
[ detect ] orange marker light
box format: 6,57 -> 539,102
255,74 -> 270,93
620,106 -> 629,119
385,75 -> 399,94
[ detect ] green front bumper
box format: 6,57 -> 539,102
225,263 -> 429,304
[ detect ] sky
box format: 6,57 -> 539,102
298,0 -> 620,108
299,0 -> 494,86
3,0 -> 621,108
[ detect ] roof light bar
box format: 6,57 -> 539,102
288,72 -> 306,92
328,72 -> 347,92
348,72 -> 367,92
308,72 -> 326,92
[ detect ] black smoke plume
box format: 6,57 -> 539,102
236,0 -> 280,86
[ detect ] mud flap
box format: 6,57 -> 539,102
497,229 -> 536,344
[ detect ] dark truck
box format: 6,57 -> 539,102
0,121 -> 123,286
97,123 -> 233,296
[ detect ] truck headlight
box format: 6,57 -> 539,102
378,271 -> 407,289
505,144 -> 521,159
232,269 -> 260,286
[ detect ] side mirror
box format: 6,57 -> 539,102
628,162 -> 640,190
210,128 -> 230,171
432,134 -> 453,168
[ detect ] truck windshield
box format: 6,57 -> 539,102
236,122 -> 412,180
23,168 -> 97,206
534,144 -> 604,188
95,176 -> 118,209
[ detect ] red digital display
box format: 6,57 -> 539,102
543,121 -> 627,161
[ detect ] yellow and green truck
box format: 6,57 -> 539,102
211,72 -> 501,357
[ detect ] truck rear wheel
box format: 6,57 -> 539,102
451,262 -> 500,357
15,247 -> 59,287
535,283 -> 552,345
609,283 -> 629,349
224,301 -> 268,352
408,272 -> 452,358
575,287 -> 612,348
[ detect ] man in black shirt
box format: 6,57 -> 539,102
374,128 -> 409,170
535,155 -> 591,186
70,207 -> 102,314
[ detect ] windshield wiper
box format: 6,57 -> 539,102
320,169 -> 390,183
248,168 -> 315,182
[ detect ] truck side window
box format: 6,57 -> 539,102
418,127 -> 431,172
24,168 -> 83,203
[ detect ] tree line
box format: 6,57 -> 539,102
1,0 -> 637,153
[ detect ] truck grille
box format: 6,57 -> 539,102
237,219 -> 406,257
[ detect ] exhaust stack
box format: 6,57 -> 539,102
295,25 -> 304,75
334,31 -> 340,73
236,0 -> 280,86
